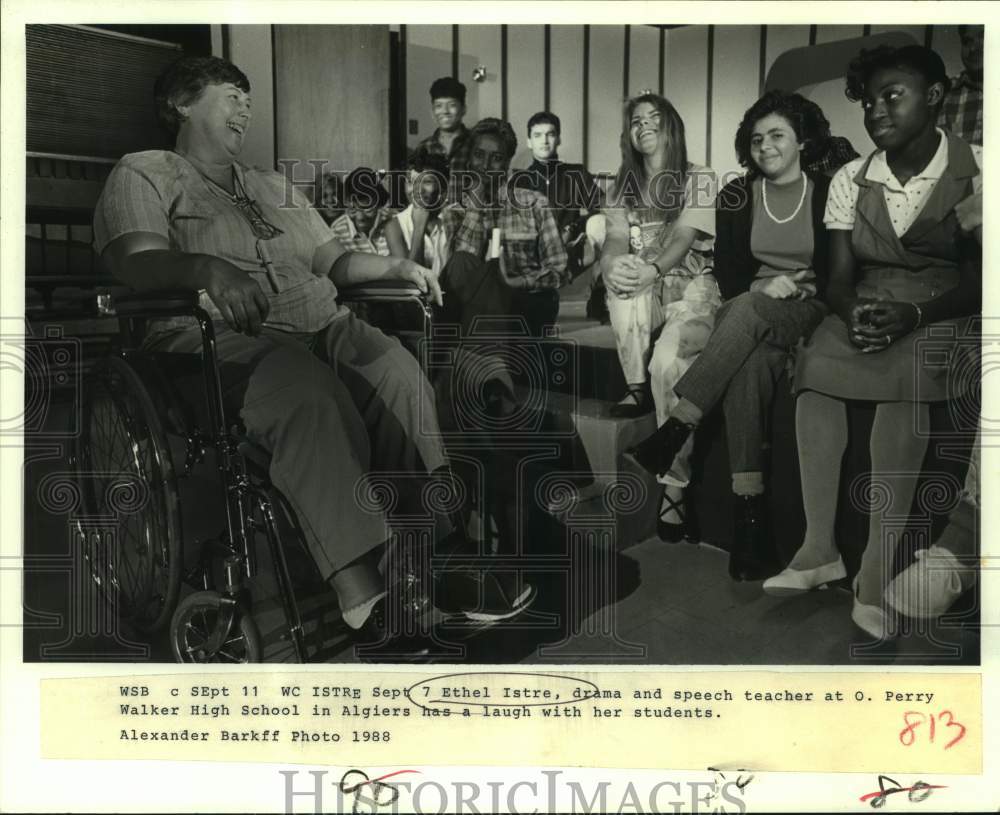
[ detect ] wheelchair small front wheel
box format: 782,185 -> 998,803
170,591 -> 262,663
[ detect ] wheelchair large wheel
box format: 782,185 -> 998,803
170,591 -> 262,663
74,356 -> 182,634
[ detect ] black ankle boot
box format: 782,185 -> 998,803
623,417 -> 693,477
729,494 -> 774,581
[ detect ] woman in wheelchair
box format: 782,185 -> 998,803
92,55 -> 533,660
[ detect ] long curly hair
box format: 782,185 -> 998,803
734,90 -> 832,176
611,93 -> 688,223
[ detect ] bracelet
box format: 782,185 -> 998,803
911,302 -> 923,328
651,260 -> 666,278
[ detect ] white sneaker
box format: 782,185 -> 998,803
762,556 -> 847,596
885,546 -> 967,619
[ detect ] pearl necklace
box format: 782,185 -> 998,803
762,174 -> 808,224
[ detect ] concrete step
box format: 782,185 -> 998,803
509,386 -> 661,548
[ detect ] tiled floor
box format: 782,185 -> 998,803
526,537 -> 979,667
23,376 -> 978,668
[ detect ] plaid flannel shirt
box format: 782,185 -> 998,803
414,124 -> 471,171
805,135 -> 861,176
330,211 -> 392,256
453,185 -> 570,290
938,72 -> 983,146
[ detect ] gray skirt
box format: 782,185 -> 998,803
794,313 -> 976,403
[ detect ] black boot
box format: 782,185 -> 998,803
623,416 -> 693,477
729,494 -> 774,581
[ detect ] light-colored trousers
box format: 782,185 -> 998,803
149,311 -> 447,578
607,277 -> 722,486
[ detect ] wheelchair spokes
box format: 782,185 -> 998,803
74,357 -> 182,634
171,590 -> 262,663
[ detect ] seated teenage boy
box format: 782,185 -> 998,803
513,111 -> 601,277
329,167 -> 393,256
441,117 -> 570,339
385,149 -> 457,275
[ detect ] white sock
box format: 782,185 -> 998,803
342,591 -> 386,630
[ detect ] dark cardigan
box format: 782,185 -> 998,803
713,171 -> 832,301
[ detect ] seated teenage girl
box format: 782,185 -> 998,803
601,93 -> 719,543
625,90 -> 837,580
762,45 -> 982,640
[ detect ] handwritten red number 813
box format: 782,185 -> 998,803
899,710 -> 966,750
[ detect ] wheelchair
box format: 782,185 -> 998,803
67,278 -> 433,663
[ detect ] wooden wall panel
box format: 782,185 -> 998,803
628,25 -> 661,98
405,25 -> 451,151
273,25 -> 390,183
711,26 -> 760,180
816,25 -> 863,44
458,25 -> 503,125
764,25 -> 810,83
588,25 -> 626,177
664,26 -> 709,166
506,25 -> 546,169
548,25 -> 585,165
228,25 -> 274,170
404,23 -> 963,179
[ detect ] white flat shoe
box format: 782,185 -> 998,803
762,556 -> 847,596
851,576 -> 895,640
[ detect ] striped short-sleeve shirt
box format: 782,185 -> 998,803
93,150 -> 346,335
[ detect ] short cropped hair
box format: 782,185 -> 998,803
734,90 -> 832,174
429,76 -> 467,104
469,117 -> 518,162
154,56 -> 250,136
845,44 -> 950,107
527,111 -> 561,136
343,167 -> 389,210
407,146 -> 450,177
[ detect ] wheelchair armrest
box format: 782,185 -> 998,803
113,289 -> 201,317
25,274 -> 120,292
336,278 -> 426,302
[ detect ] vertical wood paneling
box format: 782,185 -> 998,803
588,25 -> 626,177
210,24 -> 224,58
406,25 -> 451,150
273,25 -> 389,176
711,26 -> 760,180
764,24 -> 810,83
629,25 -> 660,97
816,25 -> 863,44
458,25 -> 502,125
404,23 -> 966,179
870,24 -> 927,45
549,25 -> 585,165
229,25 -> 275,170
930,24 -> 965,77
506,25 -> 546,169
664,26 -> 709,166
